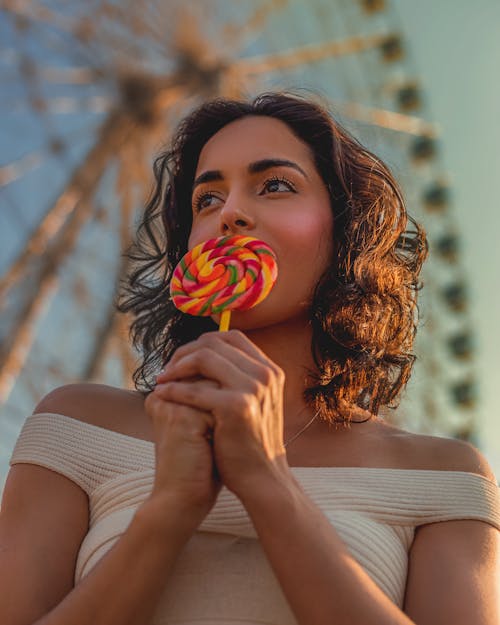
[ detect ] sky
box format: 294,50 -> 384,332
396,0 -> 500,475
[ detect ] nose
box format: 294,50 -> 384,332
218,196 -> 256,236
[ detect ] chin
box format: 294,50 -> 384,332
211,305 -> 309,332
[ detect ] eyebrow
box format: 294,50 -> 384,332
192,158 -> 309,192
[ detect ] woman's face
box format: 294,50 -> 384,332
188,115 -> 334,330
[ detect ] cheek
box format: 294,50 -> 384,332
279,210 -> 333,269
187,222 -> 211,250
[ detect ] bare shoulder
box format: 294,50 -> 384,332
33,382 -> 151,441
401,428 -> 499,624
385,422 -> 498,484
425,432 -> 497,483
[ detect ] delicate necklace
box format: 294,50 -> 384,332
284,408 -> 320,448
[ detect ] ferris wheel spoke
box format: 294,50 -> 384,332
48,129 -> 153,386
88,146 -> 166,387
2,0 -> 76,33
97,1 -> 168,48
0,273 -> 61,404
38,95 -> 111,114
115,158 -> 137,248
101,26 -> 165,63
0,114 -> 156,403
0,194 -> 99,404
130,0 -> 186,50
34,64 -> 100,85
0,150 -> 45,187
331,100 -> 437,136
0,121 -> 105,195
21,348 -> 54,406
82,221 -> 134,384
82,305 -> 136,388
82,286 -> 122,383
117,150 -> 145,211
3,1 -> 123,70
0,177 -> 139,403
0,112 -> 135,303
232,32 -> 392,75
5,24 -> 103,85
222,0 -> 291,54
93,1 -> 185,60
2,94 -> 112,116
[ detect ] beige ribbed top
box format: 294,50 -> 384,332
9,412 -> 500,625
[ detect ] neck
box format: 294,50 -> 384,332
243,315 -> 319,430
234,315 -> 376,452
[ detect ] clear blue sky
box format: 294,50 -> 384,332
396,0 -> 500,475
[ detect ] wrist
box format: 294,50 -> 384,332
136,495 -> 204,542
234,457 -> 300,511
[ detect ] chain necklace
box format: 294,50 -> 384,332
283,408 -> 320,448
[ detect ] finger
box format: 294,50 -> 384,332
168,341 -> 262,380
158,332 -> 281,387
161,348 -> 261,394
155,379 -> 233,413
162,330 -> 272,373
146,388 -> 216,430
155,382 -> 256,436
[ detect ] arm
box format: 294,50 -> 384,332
0,463 -> 199,625
403,518 -> 499,625
239,442 -> 500,625
155,331 -> 415,624
1,381 -> 220,625
239,467 -> 416,625
403,441 -> 499,625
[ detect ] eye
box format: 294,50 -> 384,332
192,175 -> 296,213
192,190 -> 221,212
261,176 -> 296,195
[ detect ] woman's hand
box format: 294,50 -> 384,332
154,330 -> 290,499
144,376 -> 222,528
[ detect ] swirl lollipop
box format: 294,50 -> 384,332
170,235 -> 278,332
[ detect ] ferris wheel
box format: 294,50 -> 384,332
0,0 -> 479,476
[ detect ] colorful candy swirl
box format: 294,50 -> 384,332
170,235 -> 278,316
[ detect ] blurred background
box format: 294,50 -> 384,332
0,0 -> 498,492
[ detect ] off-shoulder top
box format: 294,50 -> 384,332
9,412 -> 500,625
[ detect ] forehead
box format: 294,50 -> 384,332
195,115 -> 314,175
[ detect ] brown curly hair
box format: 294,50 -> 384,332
116,90 -> 428,425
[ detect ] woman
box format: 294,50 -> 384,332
1,92 -> 499,625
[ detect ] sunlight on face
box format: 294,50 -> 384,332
188,115 -> 334,329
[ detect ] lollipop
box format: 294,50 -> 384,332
170,235 -> 278,331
